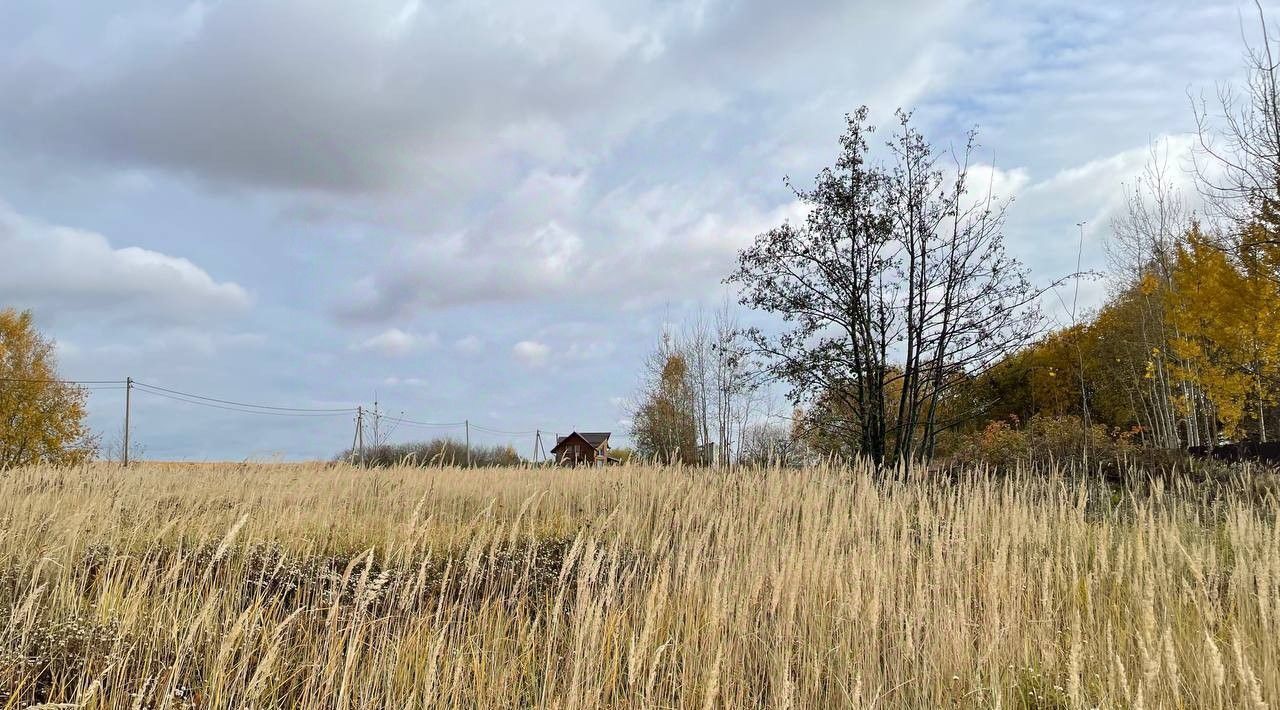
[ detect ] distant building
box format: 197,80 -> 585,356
550,431 -> 615,466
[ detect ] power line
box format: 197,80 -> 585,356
133,381 -> 356,413
134,387 -> 355,418
0,377 -> 125,385
6,373 -> 567,456
5,376 -> 548,433
470,423 -> 538,436
379,414 -> 466,428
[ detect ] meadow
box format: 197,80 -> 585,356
1,461 -> 1278,708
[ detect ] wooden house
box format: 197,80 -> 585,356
551,431 -> 613,466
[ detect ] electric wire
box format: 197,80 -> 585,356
470,424 -> 538,436
4,376 -> 566,443
378,414 -> 466,428
0,377 -> 125,385
133,381 -> 356,413
134,387 -> 355,418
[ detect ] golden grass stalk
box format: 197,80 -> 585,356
0,460 -> 1276,708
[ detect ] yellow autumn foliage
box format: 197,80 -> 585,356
1168,224 -> 1280,438
0,308 -> 95,469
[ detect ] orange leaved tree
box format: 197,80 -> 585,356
0,308 -> 95,469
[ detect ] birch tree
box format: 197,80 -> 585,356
1106,147 -> 1195,448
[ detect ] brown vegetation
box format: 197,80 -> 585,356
1,461 -> 1277,708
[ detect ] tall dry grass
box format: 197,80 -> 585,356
0,461 -> 1277,708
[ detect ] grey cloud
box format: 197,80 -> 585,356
1,0 -> 1273,462
0,0 -> 964,198
0,0 -> 671,193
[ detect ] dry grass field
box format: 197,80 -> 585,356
1,461 -> 1278,708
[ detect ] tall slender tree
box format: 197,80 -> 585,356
631,331 -> 699,463
1106,146 -> 1195,448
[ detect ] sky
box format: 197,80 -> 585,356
0,0 -> 1267,460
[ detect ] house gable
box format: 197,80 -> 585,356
550,431 -> 611,464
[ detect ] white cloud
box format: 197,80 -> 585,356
959,164 -> 1031,212
383,376 -> 429,387
995,134 -> 1202,320
0,200 -> 250,323
87,329 -> 265,360
0,0 -> 1270,464
7,0 -> 1245,328
53,339 -> 81,359
353,328 -> 437,357
338,171 -> 810,318
454,335 -> 483,353
512,340 -> 551,367
1013,135 -> 1198,243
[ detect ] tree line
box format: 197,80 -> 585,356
971,5 -> 1280,456
631,109 -> 1048,467
631,6 -> 1280,467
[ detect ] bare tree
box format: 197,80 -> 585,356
738,420 -> 809,468
635,303 -> 760,467
102,424 -> 145,465
711,300 -> 757,466
1106,144 -> 1200,449
1110,143 -> 1187,283
1192,0 -> 1280,255
682,312 -> 714,463
729,107 -> 1048,466
1187,1 -> 1280,445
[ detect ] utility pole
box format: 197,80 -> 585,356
1073,221 -> 1090,469
534,429 -> 541,465
123,377 -> 132,467
357,406 -> 365,467
349,411 -> 359,465
465,419 -> 471,468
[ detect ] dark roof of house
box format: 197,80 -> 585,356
551,431 -> 611,452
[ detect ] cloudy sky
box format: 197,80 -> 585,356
0,0 -> 1265,459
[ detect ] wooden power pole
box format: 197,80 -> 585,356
123,376 -> 132,467
465,419 -> 471,468
356,406 -> 365,467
